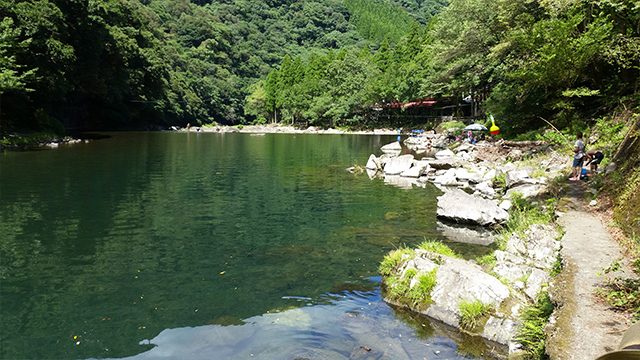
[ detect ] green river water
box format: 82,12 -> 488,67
0,132 -> 495,359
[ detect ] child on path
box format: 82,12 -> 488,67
570,132 -> 585,181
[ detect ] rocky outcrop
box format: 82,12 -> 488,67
437,188 -> 509,226
493,224 -> 561,300
381,224 -> 562,353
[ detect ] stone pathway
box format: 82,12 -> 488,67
547,185 -> 631,359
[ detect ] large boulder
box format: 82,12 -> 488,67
401,161 -> 430,178
455,168 -> 483,184
426,257 -> 511,328
505,169 -> 531,188
436,222 -> 496,246
493,224 -> 561,301
384,154 -> 415,175
433,168 -> 458,186
437,188 -> 509,226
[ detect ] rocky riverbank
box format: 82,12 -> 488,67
173,123 -> 398,135
367,131 -> 569,357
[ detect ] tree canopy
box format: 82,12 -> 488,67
1,0 -> 638,134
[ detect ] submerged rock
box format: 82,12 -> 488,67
437,188 -> 509,226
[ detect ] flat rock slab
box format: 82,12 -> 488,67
437,188 -> 509,226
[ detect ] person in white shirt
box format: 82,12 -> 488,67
570,132 -> 585,181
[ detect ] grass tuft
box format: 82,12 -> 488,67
379,248 -> 415,277
406,269 -> 438,308
515,292 -> 554,359
458,300 -> 492,331
418,241 -> 457,258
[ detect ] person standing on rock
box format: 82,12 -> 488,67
570,132 -> 585,181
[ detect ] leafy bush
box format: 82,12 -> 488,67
437,120 -> 465,133
493,172 -> 507,191
596,260 -> 640,320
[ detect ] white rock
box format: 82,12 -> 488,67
426,257 -> 510,329
401,161 -> 430,178
384,154 -> 415,175
437,188 -> 509,226
506,184 -> 547,199
433,169 -> 458,186
435,149 -> 455,160
524,268 -> 549,301
483,169 -> 497,182
455,168 -> 482,184
483,317 -> 518,345
381,141 -> 402,153
475,182 -> 496,198
506,169 -> 531,188
365,154 -> 379,170
500,200 -> 513,211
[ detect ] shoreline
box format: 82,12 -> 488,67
175,123 -> 399,135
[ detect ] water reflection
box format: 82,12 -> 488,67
116,287 -> 501,360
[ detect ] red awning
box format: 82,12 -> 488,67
381,98 -> 438,109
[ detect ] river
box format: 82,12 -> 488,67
0,132 -> 495,359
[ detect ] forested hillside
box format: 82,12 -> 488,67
256,0 -> 639,134
1,0 -> 638,133
1,0 -> 416,131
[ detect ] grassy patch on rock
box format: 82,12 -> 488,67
406,269 -> 438,309
497,195 -> 557,250
458,300 -> 492,332
418,241 -> 457,258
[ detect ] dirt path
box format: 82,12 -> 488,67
547,185 -> 630,359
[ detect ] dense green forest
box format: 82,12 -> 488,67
1,0 -> 638,134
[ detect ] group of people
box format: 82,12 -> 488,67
455,130 -> 486,144
570,131 -> 605,181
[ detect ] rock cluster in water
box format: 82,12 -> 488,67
364,133 -> 566,226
